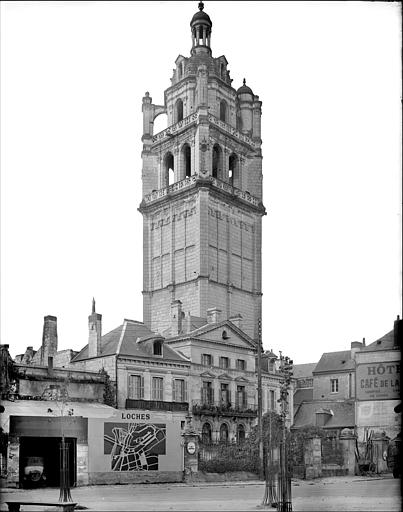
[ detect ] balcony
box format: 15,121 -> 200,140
125,399 -> 189,412
192,399 -> 257,418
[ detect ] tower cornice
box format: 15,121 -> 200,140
138,175 -> 266,215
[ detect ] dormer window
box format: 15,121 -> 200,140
222,330 -> 229,339
153,339 -> 163,356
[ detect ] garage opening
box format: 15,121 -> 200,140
19,437 -> 76,488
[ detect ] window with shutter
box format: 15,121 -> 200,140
172,378 -> 186,402
152,377 -> 164,400
128,375 -> 144,399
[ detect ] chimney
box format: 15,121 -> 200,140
170,300 -> 183,336
207,307 -> 221,324
394,315 -> 402,347
350,341 -> 363,358
41,315 -> 58,366
185,311 -> 192,334
88,298 -> 102,358
22,346 -> 35,364
229,313 -> 242,329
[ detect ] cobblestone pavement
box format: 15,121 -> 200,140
0,475 -> 400,511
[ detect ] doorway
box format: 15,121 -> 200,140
19,437 -> 76,488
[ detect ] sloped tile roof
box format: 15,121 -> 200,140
293,362 -> 317,379
293,388 -> 313,406
313,350 -> 355,373
293,400 -> 355,429
362,330 -> 395,351
71,320 -> 188,363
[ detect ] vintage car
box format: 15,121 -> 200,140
23,456 -> 46,485
386,434 -> 401,478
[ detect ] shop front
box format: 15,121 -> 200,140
1,401 -> 185,487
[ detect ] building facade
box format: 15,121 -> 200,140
292,318 -> 401,441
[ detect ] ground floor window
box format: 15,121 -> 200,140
237,424 -> 245,444
202,422 -> 212,444
220,423 -> 229,443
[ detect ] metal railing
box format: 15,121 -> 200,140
125,399 -> 189,412
192,399 -> 257,417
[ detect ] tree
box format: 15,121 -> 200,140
99,368 -> 116,408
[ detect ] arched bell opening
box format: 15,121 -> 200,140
181,143 -> 192,178
164,152 -> 175,187
229,153 -> 239,187
212,144 -> 223,179
176,98 -> 184,123
220,100 -> 227,122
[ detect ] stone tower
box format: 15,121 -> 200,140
139,2 -> 265,340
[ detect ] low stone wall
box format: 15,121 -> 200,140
322,464 -> 348,477
88,471 -> 184,485
193,471 -> 259,482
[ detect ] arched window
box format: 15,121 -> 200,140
237,424 -> 245,444
229,153 -> 239,187
176,98 -> 183,123
212,144 -> 222,179
202,422 -> 212,444
220,423 -> 229,443
220,100 -> 227,122
153,340 -> 162,356
178,63 -> 183,80
221,63 -> 225,79
182,144 -> 191,178
164,152 -> 174,187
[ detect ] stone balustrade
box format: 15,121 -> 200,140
143,175 -> 260,207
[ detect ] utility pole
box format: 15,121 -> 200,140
257,318 -> 263,479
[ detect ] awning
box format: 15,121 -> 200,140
0,400 -> 116,433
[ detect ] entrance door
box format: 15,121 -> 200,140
19,437 -> 76,488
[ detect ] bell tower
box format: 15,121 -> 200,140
139,2 -> 265,340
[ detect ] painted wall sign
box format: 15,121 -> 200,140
356,362 -> 400,400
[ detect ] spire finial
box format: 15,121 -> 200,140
198,1 -> 204,11
243,78 -> 246,86
92,297 -> 96,314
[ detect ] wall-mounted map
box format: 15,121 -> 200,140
104,423 -> 166,471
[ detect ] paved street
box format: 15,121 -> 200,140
0,476 -> 400,511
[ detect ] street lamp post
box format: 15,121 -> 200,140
277,352 -> 293,512
257,319 -> 264,479
43,383 -> 73,503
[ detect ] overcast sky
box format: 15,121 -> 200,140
1,1 -> 401,364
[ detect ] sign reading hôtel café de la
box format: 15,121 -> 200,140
356,361 -> 400,401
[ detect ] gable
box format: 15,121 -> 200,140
234,376 -> 250,383
199,371 -> 216,379
192,323 -> 256,350
218,373 -> 232,381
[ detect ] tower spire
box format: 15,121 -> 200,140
92,297 -> 96,314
